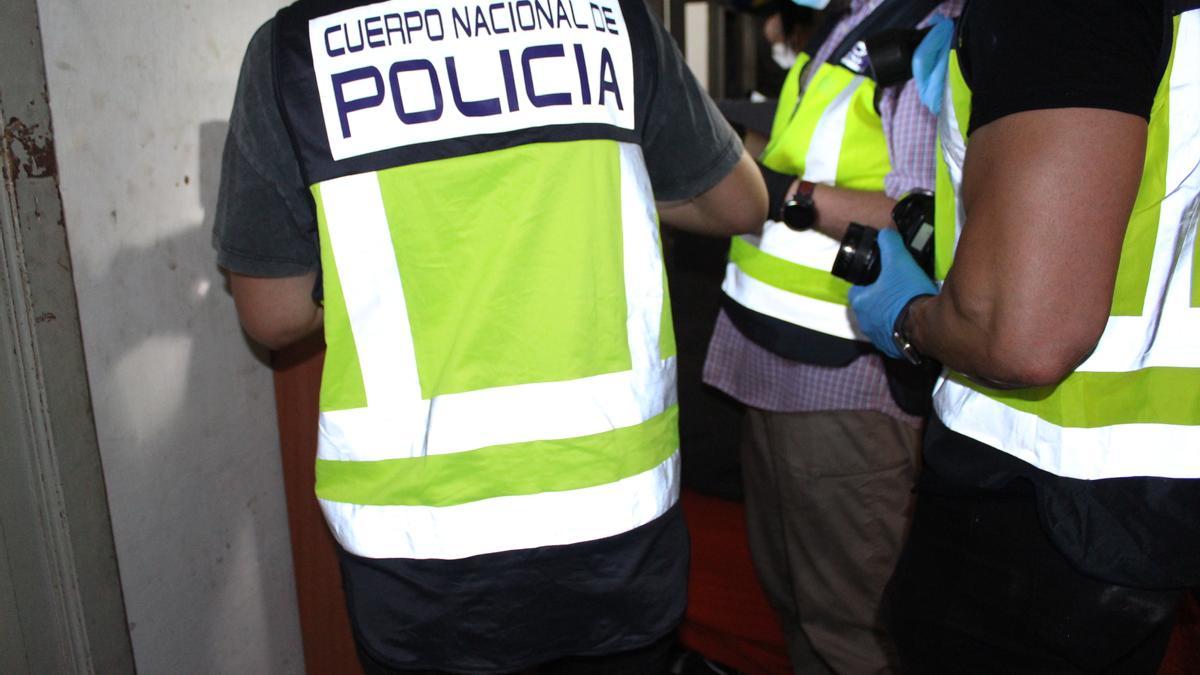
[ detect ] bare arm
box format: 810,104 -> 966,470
657,149 -> 768,237
229,270 -> 324,350
806,183 -> 896,239
904,108 -> 1146,387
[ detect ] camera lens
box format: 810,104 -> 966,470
830,223 -> 881,285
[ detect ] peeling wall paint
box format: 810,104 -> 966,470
3,116 -> 59,180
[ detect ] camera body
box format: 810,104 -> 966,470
830,190 -> 935,285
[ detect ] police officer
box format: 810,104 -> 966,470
849,0 -> 1200,671
703,0 -> 959,671
212,0 -> 766,671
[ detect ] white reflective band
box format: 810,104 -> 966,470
936,82 -> 965,247
801,76 -> 863,184
319,361 -> 676,458
322,452 -> 679,559
618,143 -> 669,374
722,261 -> 867,341
321,172 -> 428,461
757,219 -> 842,270
935,379 -> 1200,480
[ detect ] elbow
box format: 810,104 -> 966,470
945,289 -> 1104,388
984,352 -> 1079,389
239,312 -> 322,352
725,195 -> 767,235
979,327 -> 1102,388
706,150 -> 769,235
241,322 -> 297,351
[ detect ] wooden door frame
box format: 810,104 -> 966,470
0,1 -> 134,672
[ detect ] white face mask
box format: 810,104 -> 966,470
789,0 -> 831,8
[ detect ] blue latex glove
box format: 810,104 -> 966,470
848,229 -> 938,359
912,14 -> 954,115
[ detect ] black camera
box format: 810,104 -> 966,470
830,190 -> 936,285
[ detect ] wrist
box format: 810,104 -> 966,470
892,294 -> 932,365
781,180 -> 818,231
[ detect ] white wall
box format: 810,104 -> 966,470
685,1 -> 710,91
35,1 -> 304,673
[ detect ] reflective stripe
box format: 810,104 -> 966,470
319,172 -> 425,458
936,378 -> 1200,479
801,75 -> 862,184
618,143 -> 673,373
728,230 -> 850,305
721,261 -> 865,341
945,369 -> 1200,428
934,11 -> 1200,479
320,452 -> 680,560
318,406 -> 678,506
1169,20 -> 1200,309
317,360 -> 676,460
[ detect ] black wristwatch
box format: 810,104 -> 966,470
891,295 -> 929,365
780,180 -> 817,231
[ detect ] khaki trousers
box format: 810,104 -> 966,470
740,408 -> 921,675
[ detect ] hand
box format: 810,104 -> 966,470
848,229 -> 937,359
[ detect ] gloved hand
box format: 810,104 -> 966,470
848,228 -> 938,359
912,14 -> 954,115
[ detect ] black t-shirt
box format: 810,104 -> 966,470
958,0 -> 1167,135
927,0 -> 1200,590
212,6 -> 741,673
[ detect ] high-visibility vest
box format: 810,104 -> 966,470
273,0 -> 679,560
933,7 -> 1200,480
722,0 -> 938,344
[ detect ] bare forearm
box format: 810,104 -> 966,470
658,150 -> 767,237
810,184 -> 896,239
906,269 -> 1105,389
657,200 -> 754,236
903,294 -> 1029,388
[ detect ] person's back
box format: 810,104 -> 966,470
214,0 -> 765,671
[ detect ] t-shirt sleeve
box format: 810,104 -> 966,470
960,0 -> 1166,136
639,12 -> 744,202
212,20 -> 320,278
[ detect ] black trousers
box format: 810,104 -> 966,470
356,630 -> 677,675
883,474 -> 1184,674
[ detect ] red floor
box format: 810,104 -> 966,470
680,491 -> 790,675
679,490 -> 1200,675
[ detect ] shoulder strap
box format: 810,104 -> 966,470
827,0 -> 942,73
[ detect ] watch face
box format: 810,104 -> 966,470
781,196 -> 816,231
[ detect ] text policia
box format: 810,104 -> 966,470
321,0 -> 630,139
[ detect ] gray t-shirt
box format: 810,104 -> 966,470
213,13 -> 742,277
